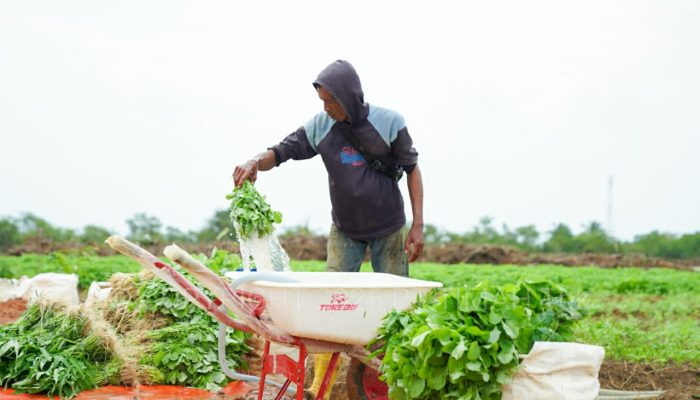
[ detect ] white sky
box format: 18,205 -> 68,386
1,0 -> 698,241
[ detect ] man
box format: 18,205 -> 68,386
234,60 -> 424,399
233,60 -> 424,274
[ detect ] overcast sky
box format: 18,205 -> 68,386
1,0 -> 698,241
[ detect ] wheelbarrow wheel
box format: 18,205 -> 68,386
345,358 -> 388,400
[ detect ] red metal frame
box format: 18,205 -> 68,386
257,340 -> 340,400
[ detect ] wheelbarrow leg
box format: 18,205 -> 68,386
257,341 -> 271,400
258,340 -> 309,400
316,352 -> 341,400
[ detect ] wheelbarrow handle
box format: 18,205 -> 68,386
163,244 -> 295,344
106,236 -> 255,333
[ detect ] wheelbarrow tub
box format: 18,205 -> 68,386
224,271 -> 442,346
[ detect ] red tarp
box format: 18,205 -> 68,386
0,381 -> 254,399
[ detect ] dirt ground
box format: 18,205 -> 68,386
7,235 -> 698,271
599,360 -> 699,399
0,298 -> 26,324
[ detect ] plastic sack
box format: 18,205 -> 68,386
85,281 -> 112,305
502,342 -> 605,400
24,273 -> 79,305
0,277 -> 31,301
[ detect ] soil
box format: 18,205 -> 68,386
6,236 -> 698,271
0,298 -> 26,324
599,360 -> 700,399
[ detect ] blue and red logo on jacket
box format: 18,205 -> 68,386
340,146 -> 365,167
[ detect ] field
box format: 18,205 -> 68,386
1,255 -> 698,397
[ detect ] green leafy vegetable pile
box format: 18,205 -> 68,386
368,280 -> 585,400
0,303 -> 113,399
133,261 -> 250,390
0,249 -> 251,398
226,181 -> 282,239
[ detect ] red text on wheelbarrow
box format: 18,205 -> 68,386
320,293 -> 358,311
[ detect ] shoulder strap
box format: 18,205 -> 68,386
337,122 -> 404,181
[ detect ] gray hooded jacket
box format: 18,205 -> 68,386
270,60 -> 418,241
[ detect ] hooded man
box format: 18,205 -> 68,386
233,60 -> 424,399
233,60 -> 424,272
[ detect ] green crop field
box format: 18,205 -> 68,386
1,255 -> 698,366
0,254 -> 141,289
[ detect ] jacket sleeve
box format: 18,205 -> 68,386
391,126 -> 418,171
269,127 -> 318,166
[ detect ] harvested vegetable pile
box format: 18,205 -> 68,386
0,302 -> 116,399
369,280 -> 585,400
100,253 -> 251,390
0,250 -> 252,399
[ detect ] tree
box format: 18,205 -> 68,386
543,224 -> 577,253
0,218 -> 20,251
279,222 -> 317,239
576,222 -> 617,253
126,213 -> 163,245
461,216 -> 501,244
676,232 -> 700,259
164,226 -> 196,243
514,225 -> 540,250
423,224 -> 449,245
196,209 -> 236,242
80,225 -> 113,244
627,231 -> 700,259
16,213 -> 74,242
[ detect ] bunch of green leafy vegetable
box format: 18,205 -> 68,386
140,318 -> 249,390
368,280 -> 585,400
133,261 -> 251,390
0,302 -> 113,399
226,181 -> 282,239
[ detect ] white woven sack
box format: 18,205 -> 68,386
502,342 -> 605,400
85,281 -> 112,305
0,277 -> 31,301
23,273 -> 79,305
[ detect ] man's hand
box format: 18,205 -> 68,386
233,150 -> 277,187
405,164 -> 424,263
233,159 -> 259,187
404,224 -> 424,262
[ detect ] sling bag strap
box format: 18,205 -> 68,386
337,122 -> 404,181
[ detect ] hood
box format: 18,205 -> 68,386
313,60 -> 369,125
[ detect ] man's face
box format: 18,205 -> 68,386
317,86 -> 348,122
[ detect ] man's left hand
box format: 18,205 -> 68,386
404,224 -> 424,263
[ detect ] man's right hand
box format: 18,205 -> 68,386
233,150 -> 276,187
233,159 -> 259,187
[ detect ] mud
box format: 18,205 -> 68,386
599,360 -> 699,400
0,298 -> 26,324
